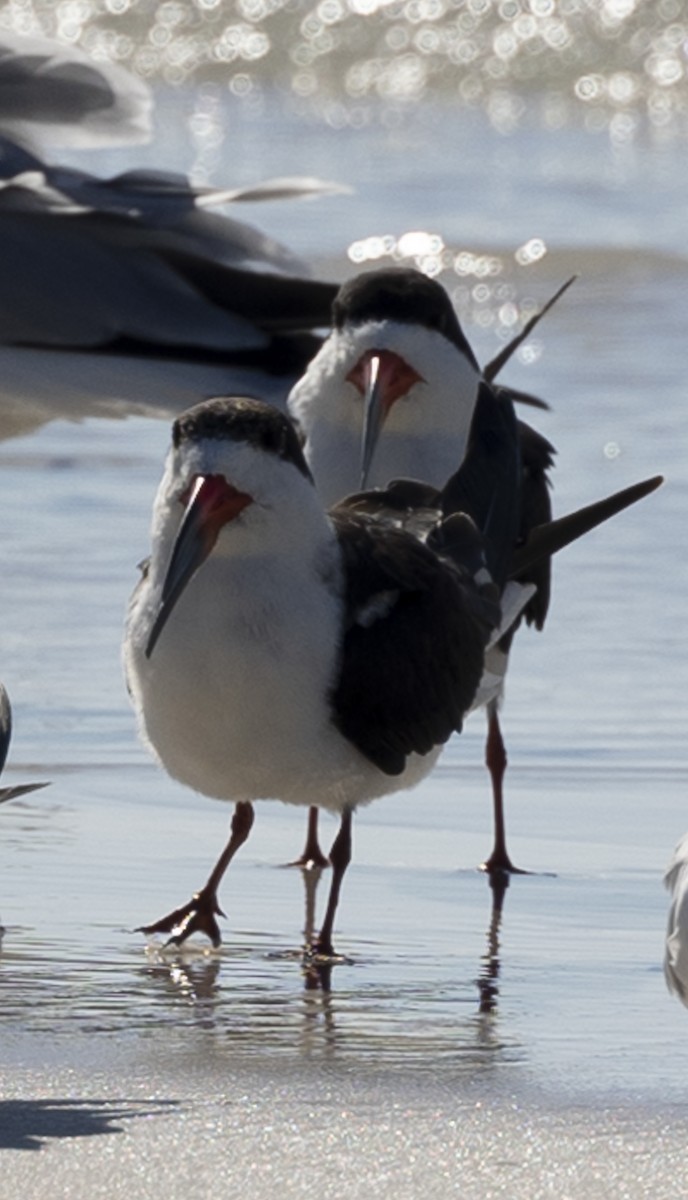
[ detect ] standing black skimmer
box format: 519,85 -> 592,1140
0,682 -> 48,803
124,394 -> 530,954
124,395 -> 660,954
288,266 -> 558,875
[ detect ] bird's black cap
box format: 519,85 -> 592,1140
332,268 -> 480,370
172,395 -> 313,481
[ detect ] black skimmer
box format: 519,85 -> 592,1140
0,142 -> 339,393
288,266 -> 558,875
0,682 -> 48,803
124,393 -> 530,954
664,835 -> 688,1006
0,33 -> 342,434
124,394 -> 660,955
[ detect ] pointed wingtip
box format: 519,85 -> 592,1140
483,274 -> 578,383
510,473 -> 664,577
0,781 -> 50,804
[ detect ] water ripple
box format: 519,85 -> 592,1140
10,2 -> 688,138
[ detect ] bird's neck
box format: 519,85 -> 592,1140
306,420 -> 475,509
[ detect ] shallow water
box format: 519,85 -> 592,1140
0,395 -> 685,1109
0,10 -> 687,1188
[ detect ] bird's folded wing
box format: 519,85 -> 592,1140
328,512 -> 498,775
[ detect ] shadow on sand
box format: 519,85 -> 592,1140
0,1098 -> 178,1152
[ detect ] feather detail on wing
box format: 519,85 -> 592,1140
328,510 -> 499,775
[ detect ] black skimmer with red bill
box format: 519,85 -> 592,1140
0,682 -> 48,804
124,393 -> 531,956
124,394 -> 660,956
288,266 -> 559,875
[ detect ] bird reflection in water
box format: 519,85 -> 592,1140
476,874 -> 509,1017
297,843 -> 512,1014
270,862 -> 341,992
142,950 -> 224,1031
299,864 -> 343,994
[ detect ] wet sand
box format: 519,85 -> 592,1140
3,1047 -> 688,1198
2,754 -> 688,1196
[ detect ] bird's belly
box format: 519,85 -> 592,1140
127,570 -> 424,811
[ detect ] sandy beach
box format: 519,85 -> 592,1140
4,1046 -> 688,1198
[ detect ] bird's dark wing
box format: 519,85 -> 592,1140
333,478 -> 441,517
329,511 -> 498,775
334,478 -> 442,542
515,419 -> 556,630
509,475 -> 663,578
440,387 -> 554,635
493,382 -> 549,412
440,382 -> 521,589
0,683 -> 48,800
0,683 -> 11,776
0,206 -> 334,369
157,251 -> 338,334
0,148 -> 337,368
0,782 -> 49,803
483,276 -> 577,383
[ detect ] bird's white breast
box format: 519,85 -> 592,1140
125,523 -> 439,812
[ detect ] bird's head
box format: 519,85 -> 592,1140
288,268 -> 482,498
146,396 -> 320,657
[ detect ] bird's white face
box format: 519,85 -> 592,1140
145,429 -> 332,658
288,318 -> 481,504
152,433 -> 321,562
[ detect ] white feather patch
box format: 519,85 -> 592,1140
488,581 -> 537,650
354,589 -> 400,628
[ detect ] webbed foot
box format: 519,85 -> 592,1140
479,852 -> 531,877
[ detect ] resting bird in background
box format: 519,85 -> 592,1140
0,31 -> 153,149
124,394 -> 660,955
0,32 -> 343,432
288,266 -> 560,876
